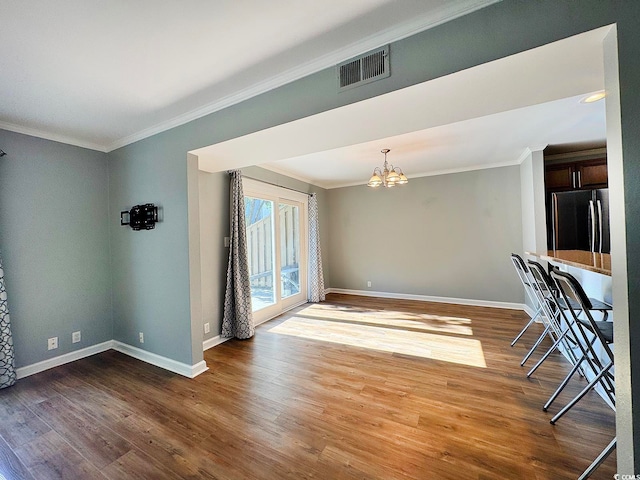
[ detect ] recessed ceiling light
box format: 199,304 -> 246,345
581,91 -> 606,103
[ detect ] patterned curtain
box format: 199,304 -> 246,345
0,252 -> 16,389
221,170 -> 255,339
308,193 -> 325,302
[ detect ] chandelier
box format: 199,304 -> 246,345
367,149 -> 408,188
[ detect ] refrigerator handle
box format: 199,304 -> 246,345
597,199 -> 603,253
552,193 -> 558,251
571,171 -> 576,189
577,170 -> 582,188
589,200 -> 596,252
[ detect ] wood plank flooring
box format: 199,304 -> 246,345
0,294 -> 616,479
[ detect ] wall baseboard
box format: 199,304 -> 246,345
16,340 -> 209,380
325,288 -> 527,312
112,341 -> 208,378
16,341 -> 114,379
203,334 -> 232,351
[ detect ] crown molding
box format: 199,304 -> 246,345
0,120 -> 108,152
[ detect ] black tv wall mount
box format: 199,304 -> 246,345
120,204 -> 159,230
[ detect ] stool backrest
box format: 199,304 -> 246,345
550,269 -> 613,358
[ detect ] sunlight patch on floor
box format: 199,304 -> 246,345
295,304 -> 474,336
269,316 -> 486,368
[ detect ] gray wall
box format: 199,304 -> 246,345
108,140 -> 194,365
198,166 -> 330,343
327,166 -> 523,303
0,130 -> 112,367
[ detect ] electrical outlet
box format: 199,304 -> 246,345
367,281 -> 372,288
47,337 -> 58,350
72,331 -> 81,343
139,332 -> 144,343
204,322 -> 210,334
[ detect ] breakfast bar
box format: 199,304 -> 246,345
526,250 -> 611,276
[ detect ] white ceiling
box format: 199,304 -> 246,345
0,0 -> 497,152
194,27 -> 608,188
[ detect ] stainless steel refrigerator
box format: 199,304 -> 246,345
548,188 -> 610,253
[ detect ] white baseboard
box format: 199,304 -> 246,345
325,288 -> 527,312
203,334 -> 232,351
16,340 -> 114,379
16,340 -> 209,380
112,341 -> 208,378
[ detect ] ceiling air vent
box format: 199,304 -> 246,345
337,45 -> 390,91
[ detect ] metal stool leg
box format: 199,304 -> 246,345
578,437 -> 616,480
543,352 -> 586,411
550,362 -> 613,424
511,305 -> 542,347
521,324 -> 552,366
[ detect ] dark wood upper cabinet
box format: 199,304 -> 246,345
545,164 -> 574,190
544,157 -> 608,192
577,159 -> 608,189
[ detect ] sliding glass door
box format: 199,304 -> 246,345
245,196 -> 276,311
243,179 -> 308,324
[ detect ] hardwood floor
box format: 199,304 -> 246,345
0,294 -> 616,479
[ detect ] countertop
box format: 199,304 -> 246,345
525,250 -> 611,276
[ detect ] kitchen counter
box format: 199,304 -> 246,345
525,250 -> 611,276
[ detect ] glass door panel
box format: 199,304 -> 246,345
244,196 -> 275,312
242,179 -> 308,324
279,203 -> 300,299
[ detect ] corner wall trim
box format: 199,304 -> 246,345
15,341 -> 114,379
112,341 -> 208,378
325,288 -> 527,311
203,334 -> 232,351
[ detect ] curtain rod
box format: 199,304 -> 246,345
241,174 -> 313,196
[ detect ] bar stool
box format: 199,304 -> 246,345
549,268 -> 615,480
509,254 -> 544,348
525,261 -> 612,380
525,261 -> 584,375
540,267 -> 613,413
516,259 -> 567,367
